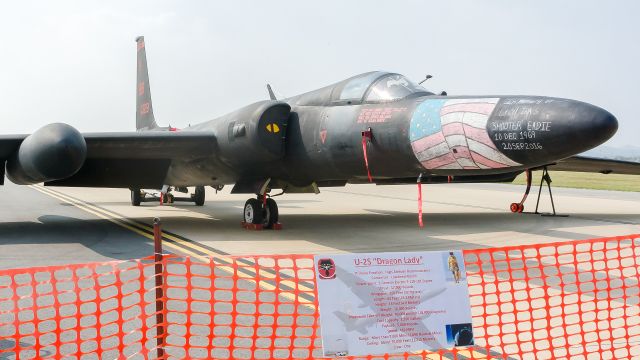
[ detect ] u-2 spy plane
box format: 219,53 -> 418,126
1,37 -> 638,228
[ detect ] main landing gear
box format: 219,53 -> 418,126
242,195 -> 281,230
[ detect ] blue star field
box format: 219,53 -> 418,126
409,99 -> 448,142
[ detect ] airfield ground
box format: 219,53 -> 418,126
0,180 -> 638,269
513,170 -> 640,192
1,181 -> 638,359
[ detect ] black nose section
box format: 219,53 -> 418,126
573,103 -> 618,148
487,97 -> 618,166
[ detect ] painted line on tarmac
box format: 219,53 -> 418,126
29,185 -> 210,262
31,186 -> 498,359
30,185 -> 316,302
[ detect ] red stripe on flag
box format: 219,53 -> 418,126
442,122 -> 465,136
411,131 -> 446,153
463,124 -> 496,149
421,152 -> 457,169
450,145 -> 472,159
470,151 -> 510,169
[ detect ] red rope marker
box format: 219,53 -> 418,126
361,128 -> 373,183
417,174 -> 424,228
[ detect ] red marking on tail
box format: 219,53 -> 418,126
138,82 -> 145,96
137,41 -> 145,51
320,130 -> 327,144
140,102 -> 150,115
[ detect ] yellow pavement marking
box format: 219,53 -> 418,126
31,185 -> 216,257
31,185 -> 314,302
30,185 -> 210,262
31,185 -> 491,357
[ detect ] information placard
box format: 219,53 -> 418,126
315,251 -> 473,357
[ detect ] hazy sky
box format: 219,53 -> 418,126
0,1 -> 638,146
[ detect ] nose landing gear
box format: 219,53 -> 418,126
242,195 -> 281,230
510,167 -> 567,217
510,169 -> 532,213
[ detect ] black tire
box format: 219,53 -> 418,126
243,198 -> 263,225
263,198 -> 279,229
131,189 -> 141,206
194,186 -> 205,206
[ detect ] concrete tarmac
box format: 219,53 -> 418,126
1,181 -> 638,359
0,181 -> 638,269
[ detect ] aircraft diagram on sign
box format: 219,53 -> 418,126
0,36 -> 638,227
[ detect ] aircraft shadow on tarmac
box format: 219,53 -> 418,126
0,215 -> 156,263
86,199 -> 321,209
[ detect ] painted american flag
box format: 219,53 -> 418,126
409,98 -> 520,170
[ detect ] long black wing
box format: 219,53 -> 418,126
81,131 -> 216,159
550,155 -> 640,175
1,131 -> 216,188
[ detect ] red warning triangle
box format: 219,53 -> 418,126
320,130 -> 327,144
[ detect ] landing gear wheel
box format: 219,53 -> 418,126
194,186 -> 205,206
131,189 -> 141,206
244,199 -> 264,225
510,203 -> 519,213
262,198 -> 279,229
510,169 -> 532,214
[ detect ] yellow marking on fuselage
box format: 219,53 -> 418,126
266,123 -> 280,133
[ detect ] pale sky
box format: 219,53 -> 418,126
0,1 -> 638,146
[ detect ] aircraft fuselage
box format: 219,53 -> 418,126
165,92 -> 617,193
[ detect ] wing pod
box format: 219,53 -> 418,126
6,123 -> 87,184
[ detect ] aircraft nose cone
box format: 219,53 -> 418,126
487,97 -> 618,167
543,100 -> 618,156
575,103 -> 618,147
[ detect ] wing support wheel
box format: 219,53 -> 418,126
511,169 -> 531,213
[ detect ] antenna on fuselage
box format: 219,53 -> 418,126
267,84 -> 277,100
418,74 -> 433,85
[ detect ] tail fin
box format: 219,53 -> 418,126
136,36 -> 159,131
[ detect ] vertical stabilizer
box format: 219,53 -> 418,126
136,36 -> 158,130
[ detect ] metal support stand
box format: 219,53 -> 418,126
153,217 -> 166,359
534,167 -> 568,217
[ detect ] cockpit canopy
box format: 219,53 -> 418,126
289,71 -> 433,106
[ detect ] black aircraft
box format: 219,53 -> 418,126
1,37 -> 638,228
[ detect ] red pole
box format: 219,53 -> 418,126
417,174 -> 424,228
153,217 -> 165,359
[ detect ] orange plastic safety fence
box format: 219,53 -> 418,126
463,234 -> 640,360
1,234 -> 639,359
